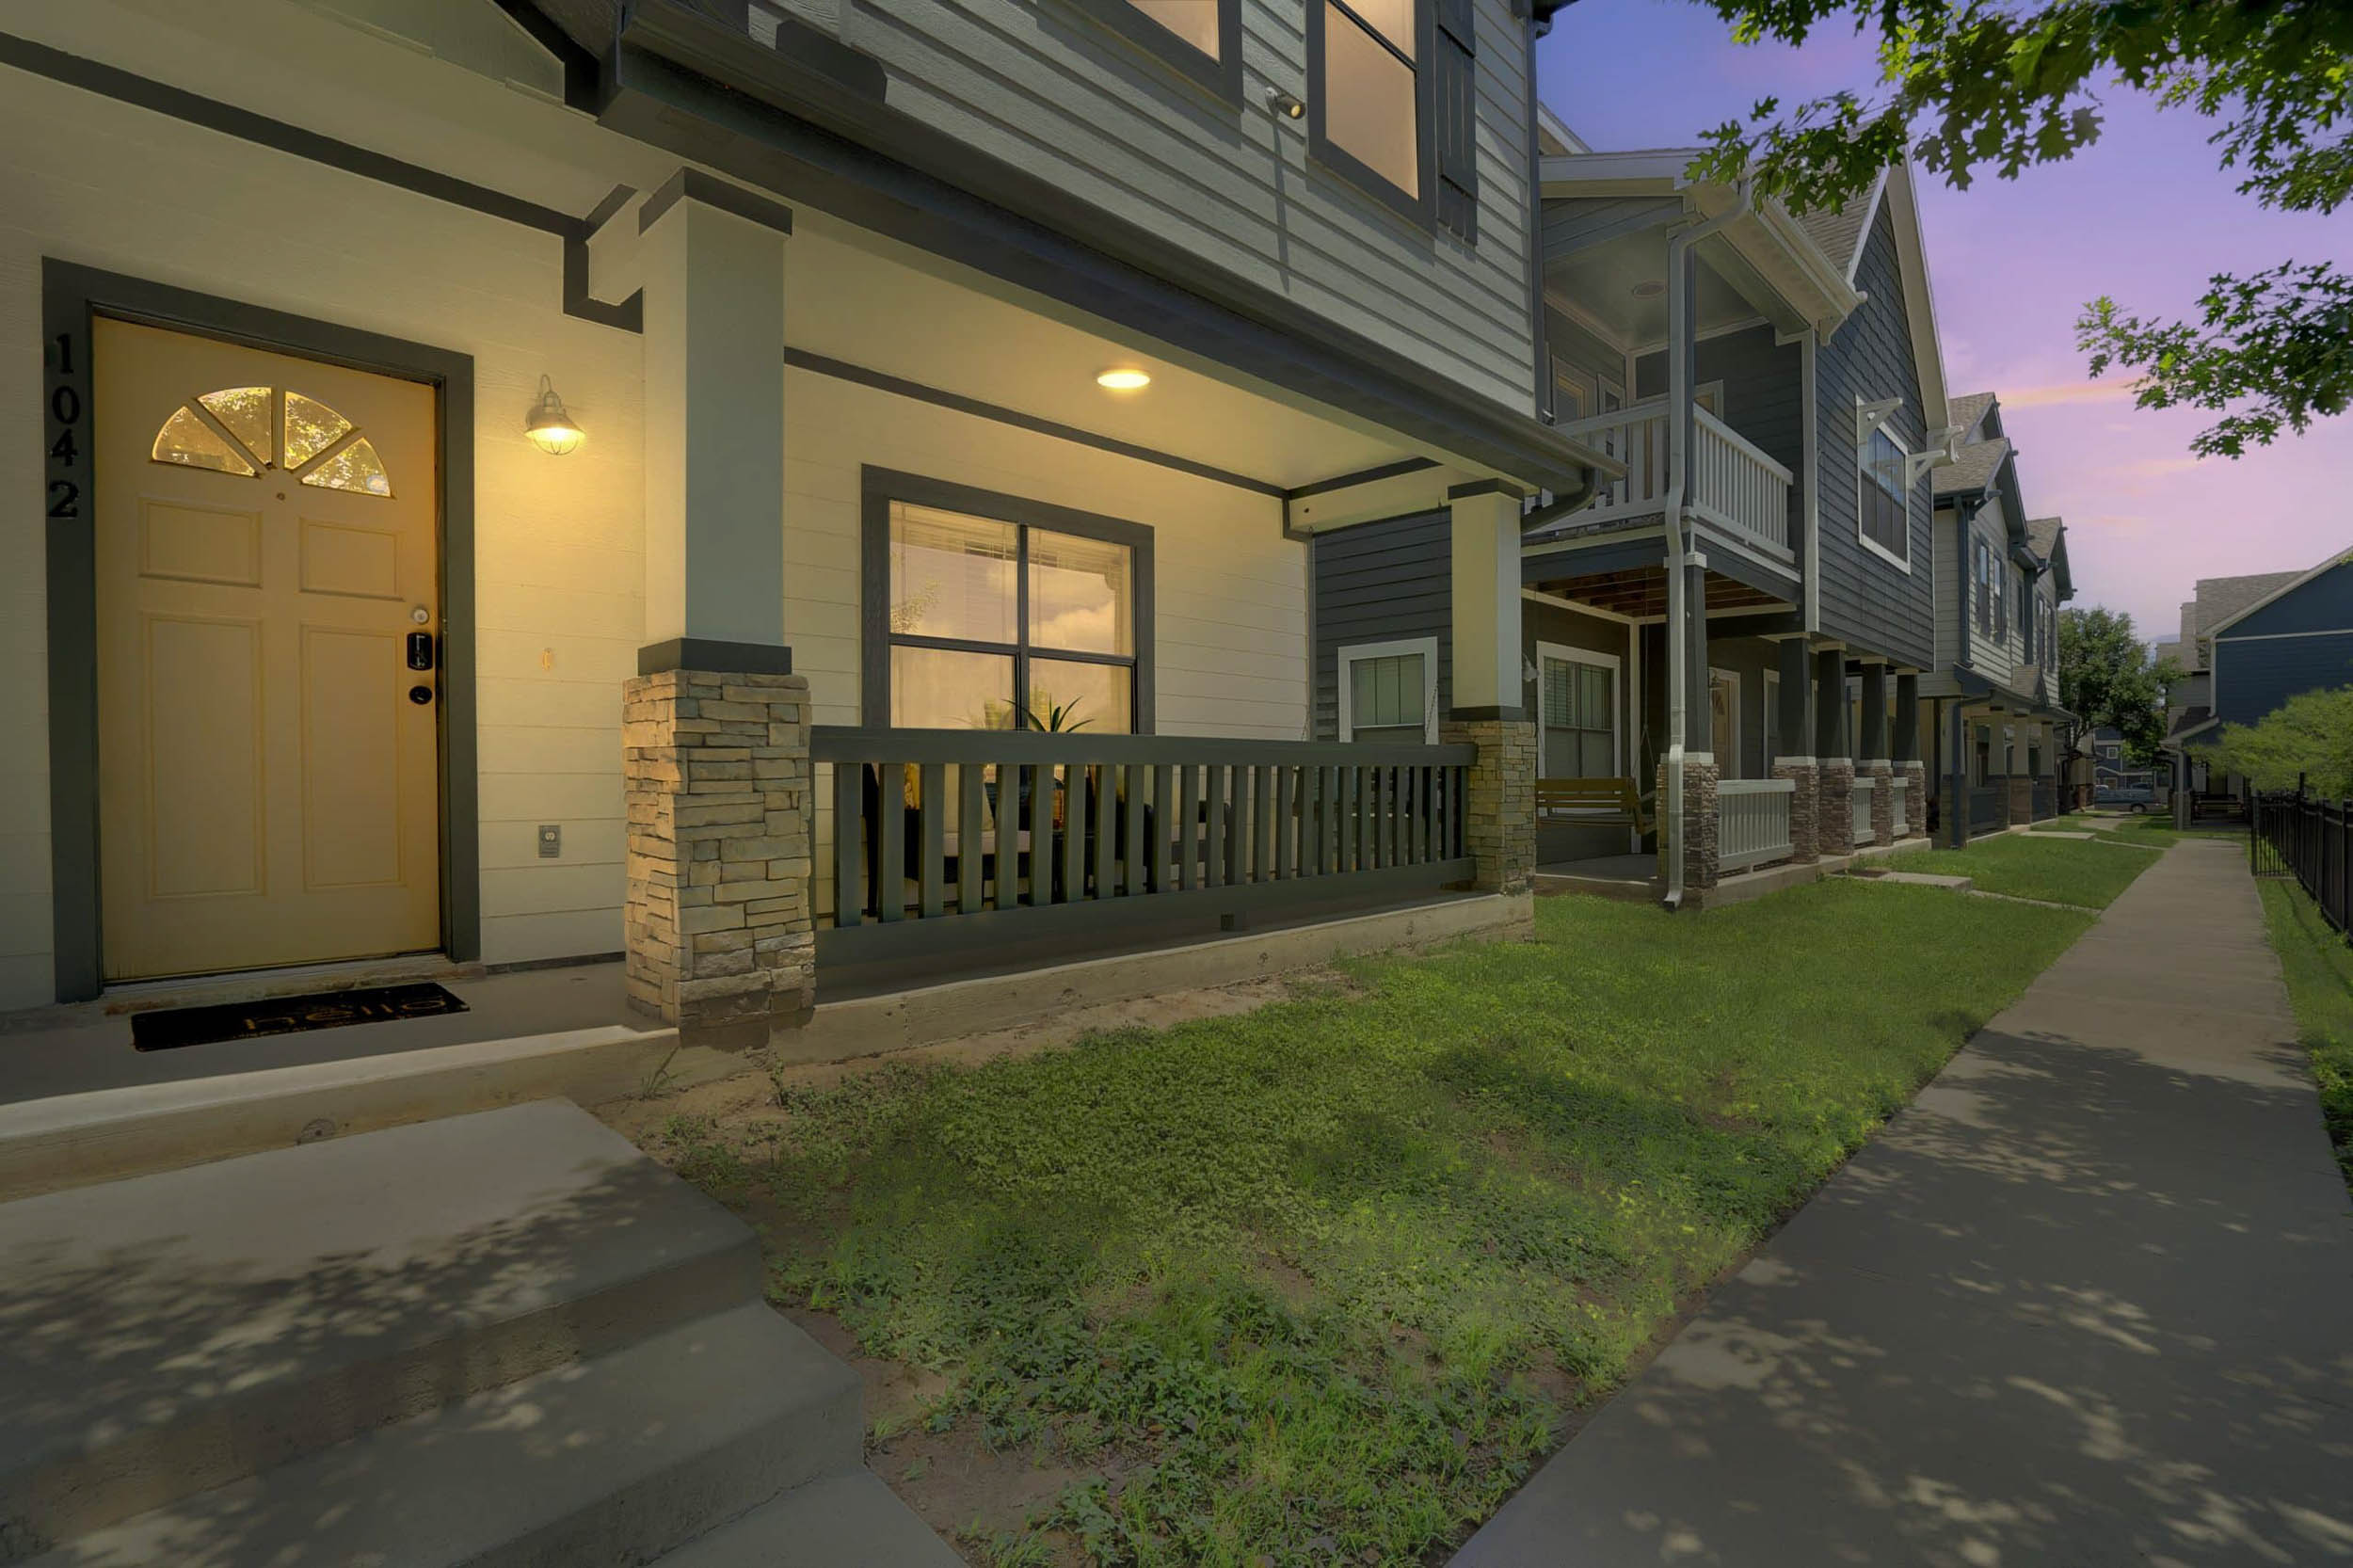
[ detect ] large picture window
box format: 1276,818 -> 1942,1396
1858,424 -> 1910,568
1309,0 -> 1433,225
864,472 -> 1152,733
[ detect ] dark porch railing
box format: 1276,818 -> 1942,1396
1968,784 -> 2006,838
2252,791 -> 2349,942
815,729 -> 1475,968
2031,779 -> 2056,821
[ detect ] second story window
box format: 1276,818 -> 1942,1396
1974,537 -> 1993,637
1858,424 -> 1910,568
1078,0 -> 1241,98
1311,0 -> 1433,227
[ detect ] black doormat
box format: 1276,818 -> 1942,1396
131,982 -> 470,1052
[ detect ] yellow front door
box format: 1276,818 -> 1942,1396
94,318 -> 441,982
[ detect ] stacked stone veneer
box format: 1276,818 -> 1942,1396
1774,759 -> 1819,863
624,669 -> 815,1045
1816,757 -> 1857,857
1866,760 -> 1896,846
1442,719 -> 1535,896
1901,762 -> 1928,839
2008,776 -> 2035,824
1657,758 -> 1721,895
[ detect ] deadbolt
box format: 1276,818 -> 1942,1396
408,685 -> 433,705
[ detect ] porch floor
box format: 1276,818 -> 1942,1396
0,960 -> 648,1109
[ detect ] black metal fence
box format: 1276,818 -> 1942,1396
815,728 -> 1476,970
2252,791 -> 2349,940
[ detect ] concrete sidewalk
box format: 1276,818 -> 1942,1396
1456,840 -> 2353,1567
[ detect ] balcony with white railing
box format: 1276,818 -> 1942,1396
1890,774 -> 1911,838
1545,398 -> 1795,561
1851,775 -> 1876,843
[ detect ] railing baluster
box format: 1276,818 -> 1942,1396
1095,763 -> 1116,899
1256,764 -> 1276,881
876,762 -> 905,923
1151,763 -> 1175,892
957,763 -> 984,914
919,761 -> 945,919
994,762 -> 1020,911
1062,760 -> 1087,904
831,760 -> 862,927
1177,763 -> 1198,890
1205,764 -> 1226,887
1121,763 -> 1144,896
1031,763 -> 1055,907
1274,764 -> 1296,879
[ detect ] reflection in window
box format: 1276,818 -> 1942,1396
1860,424 -> 1908,561
1321,0 -> 1420,200
1125,0 -> 1220,57
149,386 -> 392,497
884,500 -> 1139,733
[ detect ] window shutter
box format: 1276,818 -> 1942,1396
1434,0 -> 1477,241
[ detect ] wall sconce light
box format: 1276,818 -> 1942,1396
523,375 -> 585,456
1522,656 -> 1540,685
1264,87 -> 1305,120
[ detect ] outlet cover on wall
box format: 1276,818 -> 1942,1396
537,824 -> 562,858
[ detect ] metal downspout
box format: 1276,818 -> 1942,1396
1659,183 -> 1751,909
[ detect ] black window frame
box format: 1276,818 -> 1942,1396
1307,0 -> 1438,230
1064,0 -> 1244,101
861,467 -> 1157,733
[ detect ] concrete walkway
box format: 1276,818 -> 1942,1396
1456,840 -> 2353,1567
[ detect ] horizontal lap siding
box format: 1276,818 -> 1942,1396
755,0 -> 1539,410
1816,205 -> 1934,668
1313,513 -> 1452,738
2223,560 -> 2353,639
2213,631 -> 2353,728
1634,324 -> 1804,474
1964,502 -> 2015,684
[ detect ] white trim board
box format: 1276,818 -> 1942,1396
1336,635 -> 1440,744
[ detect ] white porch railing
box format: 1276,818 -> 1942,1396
1851,775 -> 1876,842
1890,774 -> 1910,838
1548,398 -> 1793,559
1720,777 -> 1796,872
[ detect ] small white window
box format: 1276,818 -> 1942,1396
1338,636 -> 1437,744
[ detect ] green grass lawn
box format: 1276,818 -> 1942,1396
648,883 -> 2091,1565
2256,878 -> 2353,1192
1884,832 -> 2163,907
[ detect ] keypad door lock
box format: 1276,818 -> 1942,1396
407,631 -> 436,671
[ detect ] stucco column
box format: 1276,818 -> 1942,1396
626,173 -> 810,1046
1814,648 -> 1854,857
1771,635 -> 1817,862
1445,482 -> 1532,896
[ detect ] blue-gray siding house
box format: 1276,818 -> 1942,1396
2168,549 -> 2353,801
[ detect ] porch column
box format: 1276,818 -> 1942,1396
1814,648 -> 1855,856
1860,662 -> 1894,847
1771,635 -> 1817,862
624,173 -> 813,1048
1657,558 -> 1718,896
1442,483 -> 1534,897
1948,702 -> 1970,848
2005,718 -> 2033,826
1895,672 -> 1923,841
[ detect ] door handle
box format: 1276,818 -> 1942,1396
407,631 -> 435,671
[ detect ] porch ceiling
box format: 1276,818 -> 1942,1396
1526,564 -> 1787,620
785,214 -> 1448,493
1544,241 -> 1765,349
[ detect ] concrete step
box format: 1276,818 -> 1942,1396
24,1301 -> 864,1568
0,1100 -> 760,1555
654,1470 -> 963,1567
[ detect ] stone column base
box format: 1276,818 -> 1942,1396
1656,758 -> 1721,894
624,668 -> 816,1049
1442,719 -> 1534,895
1866,760 -> 1896,846
2007,776 -> 2034,825
1817,758 -> 1857,856
1902,762 -> 1928,840
1773,759 -> 1819,862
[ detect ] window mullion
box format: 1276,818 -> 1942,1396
1014,524 -> 1032,728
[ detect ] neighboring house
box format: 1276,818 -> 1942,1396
1311,135 -> 1958,901
2089,725 -> 2154,805
1921,392 -> 2076,842
2163,547 -> 2353,810
5,0 -> 1620,1017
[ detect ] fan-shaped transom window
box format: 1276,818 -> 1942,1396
151,386 -> 392,497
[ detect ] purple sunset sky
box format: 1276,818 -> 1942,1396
1535,0 -> 2353,648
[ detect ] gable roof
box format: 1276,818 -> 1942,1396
2025,515 -> 2062,556
1948,392 -> 1995,440
2198,569 -> 2307,634
1791,171 -> 1882,285
2201,549 -> 2353,638
1933,435 -> 2011,498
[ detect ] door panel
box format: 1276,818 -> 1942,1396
95,317 -> 440,981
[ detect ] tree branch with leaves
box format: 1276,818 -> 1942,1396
1683,1 -> 2353,456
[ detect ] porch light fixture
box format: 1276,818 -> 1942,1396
1264,87 -> 1305,120
1095,367 -> 1152,392
523,375 -> 585,456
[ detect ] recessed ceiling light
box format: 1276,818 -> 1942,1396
1096,367 -> 1151,391
1630,280 -> 1666,299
